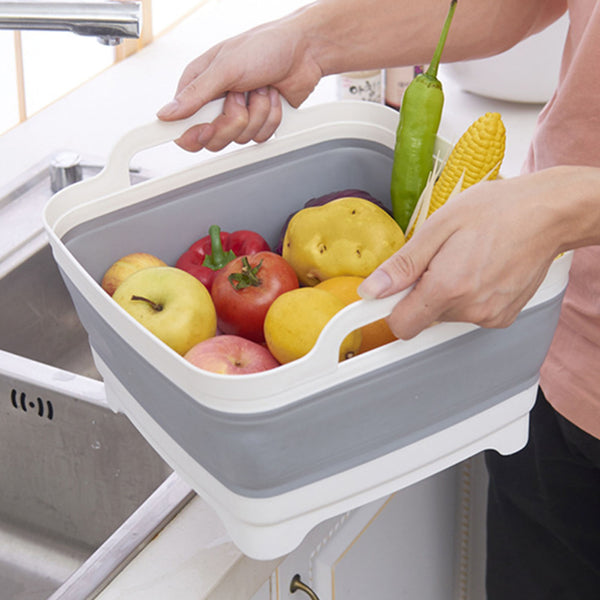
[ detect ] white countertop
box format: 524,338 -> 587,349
0,0 -> 548,596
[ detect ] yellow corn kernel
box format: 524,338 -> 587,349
428,112 -> 506,217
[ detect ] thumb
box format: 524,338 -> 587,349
157,78 -> 221,121
358,227 -> 445,300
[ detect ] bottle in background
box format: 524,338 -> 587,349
384,66 -> 425,110
338,70 -> 383,103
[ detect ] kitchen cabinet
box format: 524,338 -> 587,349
247,456 -> 488,600
251,578 -> 273,600
83,449 -> 488,600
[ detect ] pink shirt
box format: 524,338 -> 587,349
524,0 -> 600,438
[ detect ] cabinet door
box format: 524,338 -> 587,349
250,575 -> 276,600
275,464 -> 470,600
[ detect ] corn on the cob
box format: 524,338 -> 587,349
427,112 -> 506,217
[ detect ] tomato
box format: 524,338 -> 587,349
211,251 -> 299,343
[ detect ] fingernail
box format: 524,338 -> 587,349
157,99 -> 179,119
256,87 -> 269,95
358,270 -> 392,299
234,92 -> 247,106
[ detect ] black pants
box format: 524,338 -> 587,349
485,388 -> 600,599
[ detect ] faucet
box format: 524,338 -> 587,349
0,1 -> 142,45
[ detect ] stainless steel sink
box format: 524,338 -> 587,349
0,159 -> 194,599
1,244 -> 102,379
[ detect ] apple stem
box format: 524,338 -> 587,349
130,295 -> 163,312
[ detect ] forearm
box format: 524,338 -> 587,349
158,0 -> 568,150
291,0 -> 567,75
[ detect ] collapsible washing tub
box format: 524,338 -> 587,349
43,100 -> 571,559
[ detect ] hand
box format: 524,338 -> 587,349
155,0 -> 568,153
156,16 -> 324,152
358,172 -> 567,339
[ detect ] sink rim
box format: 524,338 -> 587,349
48,472 -> 195,600
0,349 -> 105,405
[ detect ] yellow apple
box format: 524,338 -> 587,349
101,252 -> 167,296
112,266 -> 217,355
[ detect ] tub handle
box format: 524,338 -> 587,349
290,574 -> 320,600
45,95 -> 299,226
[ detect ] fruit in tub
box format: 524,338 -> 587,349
184,335 -> 279,375
427,111 -> 506,217
282,197 -> 405,286
211,251 -> 299,343
316,276 -> 397,353
264,287 -> 362,364
176,225 -> 271,291
101,252 -> 167,296
274,188 -> 389,254
112,266 -> 217,355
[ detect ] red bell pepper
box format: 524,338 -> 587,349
175,225 -> 270,291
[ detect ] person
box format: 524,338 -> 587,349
157,0 -> 600,596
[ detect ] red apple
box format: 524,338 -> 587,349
184,335 -> 279,375
102,252 -> 167,296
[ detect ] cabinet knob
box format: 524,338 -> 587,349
290,574 -> 320,600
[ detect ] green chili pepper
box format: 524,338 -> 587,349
390,0 -> 458,232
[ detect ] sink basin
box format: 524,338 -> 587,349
1,244 -> 102,379
0,161 -> 192,599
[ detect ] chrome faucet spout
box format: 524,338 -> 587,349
0,1 -> 141,45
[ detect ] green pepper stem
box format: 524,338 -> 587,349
426,0 -> 457,79
202,225 -> 236,270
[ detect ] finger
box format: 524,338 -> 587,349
201,91 -> 250,151
234,88 -> 272,144
158,76 -> 215,121
385,268 -> 450,339
157,52 -> 229,121
384,234 -> 492,339
174,123 -> 215,153
172,91 -> 248,153
173,87 -> 282,152
253,87 -> 283,142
